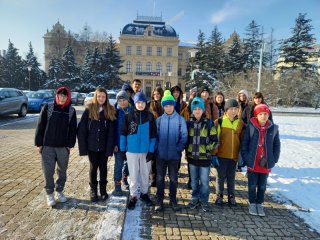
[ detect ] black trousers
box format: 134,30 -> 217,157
88,151 -> 107,186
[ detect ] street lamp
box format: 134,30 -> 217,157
165,71 -> 172,89
27,66 -> 31,90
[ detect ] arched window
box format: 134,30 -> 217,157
156,62 -> 162,73
146,62 -> 152,72
126,61 -> 132,73
166,63 -> 172,73
136,62 -> 142,72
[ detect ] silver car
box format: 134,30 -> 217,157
0,88 -> 28,117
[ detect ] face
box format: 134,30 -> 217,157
96,91 -> 106,105
153,91 -> 161,101
118,98 -> 129,108
239,93 -> 247,102
172,89 -> 180,100
257,112 -> 269,125
201,91 -> 209,101
164,105 -> 174,115
132,81 -> 141,93
135,101 -> 146,111
57,93 -> 67,105
216,95 -> 224,104
226,107 -> 239,120
254,97 -> 262,105
193,107 -> 203,120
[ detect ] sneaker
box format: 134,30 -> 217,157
56,191 -> 67,203
248,203 -> 258,216
121,177 -> 129,191
155,201 -> 164,212
140,193 -> 154,207
101,193 -> 109,201
127,196 -> 137,210
228,195 -> 237,206
46,193 -> 56,207
215,194 -> 223,206
256,204 -> 266,217
170,200 -> 182,211
201,202 -> 212,212
187,199 -> 199,209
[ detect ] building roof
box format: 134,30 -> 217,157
121,15 -> 177,37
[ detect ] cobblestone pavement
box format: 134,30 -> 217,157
1,108 -> 320,240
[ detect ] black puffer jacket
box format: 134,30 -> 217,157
77,109 -> 115,157
35,103 -> 77,148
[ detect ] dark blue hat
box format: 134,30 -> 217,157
133,91 -> 147,104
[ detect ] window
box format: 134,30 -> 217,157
147,47 -> 152,56
126,61 -> 132,73
186,52 -> 191,59
136,62 -> 142,72
166,63 -> 172,73
178,68 -> 182,76
167,47 -> 172,56
178,52 -> 183,60
126,46 -> 132,55
136,46 -> 142,55
156,62 -> 162,73
146,62 -> 152,72
157,47 -> 162,56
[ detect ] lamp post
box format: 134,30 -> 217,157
27,66 -> 31,90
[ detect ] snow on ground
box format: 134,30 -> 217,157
268,114 -> 320,232
271,106 -> 320,114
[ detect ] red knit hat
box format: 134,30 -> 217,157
254,104 -> 270,117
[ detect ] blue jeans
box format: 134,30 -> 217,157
113,151 -> 129,182
156,159 -> 179,202
247,171 -> 269,204
189,163 -> 210,203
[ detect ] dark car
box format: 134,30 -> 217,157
0,88 -> 28,117
71,92 -> 85,105
27,92 -> 54,113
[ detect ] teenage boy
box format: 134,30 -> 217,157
155,90 -> 188,212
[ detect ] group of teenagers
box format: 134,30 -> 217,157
35,79 -> 280,217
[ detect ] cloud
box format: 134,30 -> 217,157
167,10 -> 185,25
211,2 -> 241,24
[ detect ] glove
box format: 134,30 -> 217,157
120,151 -> 127,160
211,156 -> 220,168
146,152 -> 154,162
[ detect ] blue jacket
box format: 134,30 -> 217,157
120,108 -> 157,153
115,105 -> 133,147
241,119 -> 281,169
156,111 -> 188,161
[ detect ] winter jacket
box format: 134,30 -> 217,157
156,111 -> 188,161
241,118 -> 280,170
186,115 -> 218,167
35,103 -> 77,148
115,105 -> 133,147
214,113 -> 244,161
120,108 -> 157,153
77,109 -> 115,157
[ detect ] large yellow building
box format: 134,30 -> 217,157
43,16 -> 194,97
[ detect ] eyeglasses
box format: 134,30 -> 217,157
58,94 -> 67,98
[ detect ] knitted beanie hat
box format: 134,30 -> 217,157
225,99 -> 239,111
161,90 -> 176,107
239,89 -> 249,98
254,104 -> 270,117
191,97 -> 205,112
133,91 -> 147,104
116,90 -> 129,101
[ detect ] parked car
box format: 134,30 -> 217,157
84,92 -> 94,106
27,92 -> 54,113
37,89 -> 56,96
71,92 -> 85,105
108,91 -> 117,106
0,88 -> 28,117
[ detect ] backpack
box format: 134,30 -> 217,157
47,103 -> 75,123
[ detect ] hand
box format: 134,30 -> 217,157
38,146 -> 43,154
120,151 -> 127,160
114,146 -> 119,153
211,156 -> 220,168
146,152 -> 154,162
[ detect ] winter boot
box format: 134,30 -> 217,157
228,195 -> 237,206
112,181 -> 123,197
215,194 -> 223,206
121,176 -> 129,191
90,184 -> 99,202
127,196 -> 137,210
100,182 -> 109,201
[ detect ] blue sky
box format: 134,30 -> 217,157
1,0 -> 319,69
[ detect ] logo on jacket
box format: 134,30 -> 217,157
129,121 -> 138,134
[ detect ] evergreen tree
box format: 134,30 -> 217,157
61,40 -> 79,80
242,20 -> 263,71
102,35 -> 123,89
265,28 -> 278,71
1,40 -> 24,88
46,57 -> 63,88
0,54 -> 6,86
25,42 -> 46,90
278,13 -> 316,74
194,30 -> 208,70
207,26 -> 225,77
225,33 -> 244,74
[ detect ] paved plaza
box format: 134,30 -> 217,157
0,108 -> 319,240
